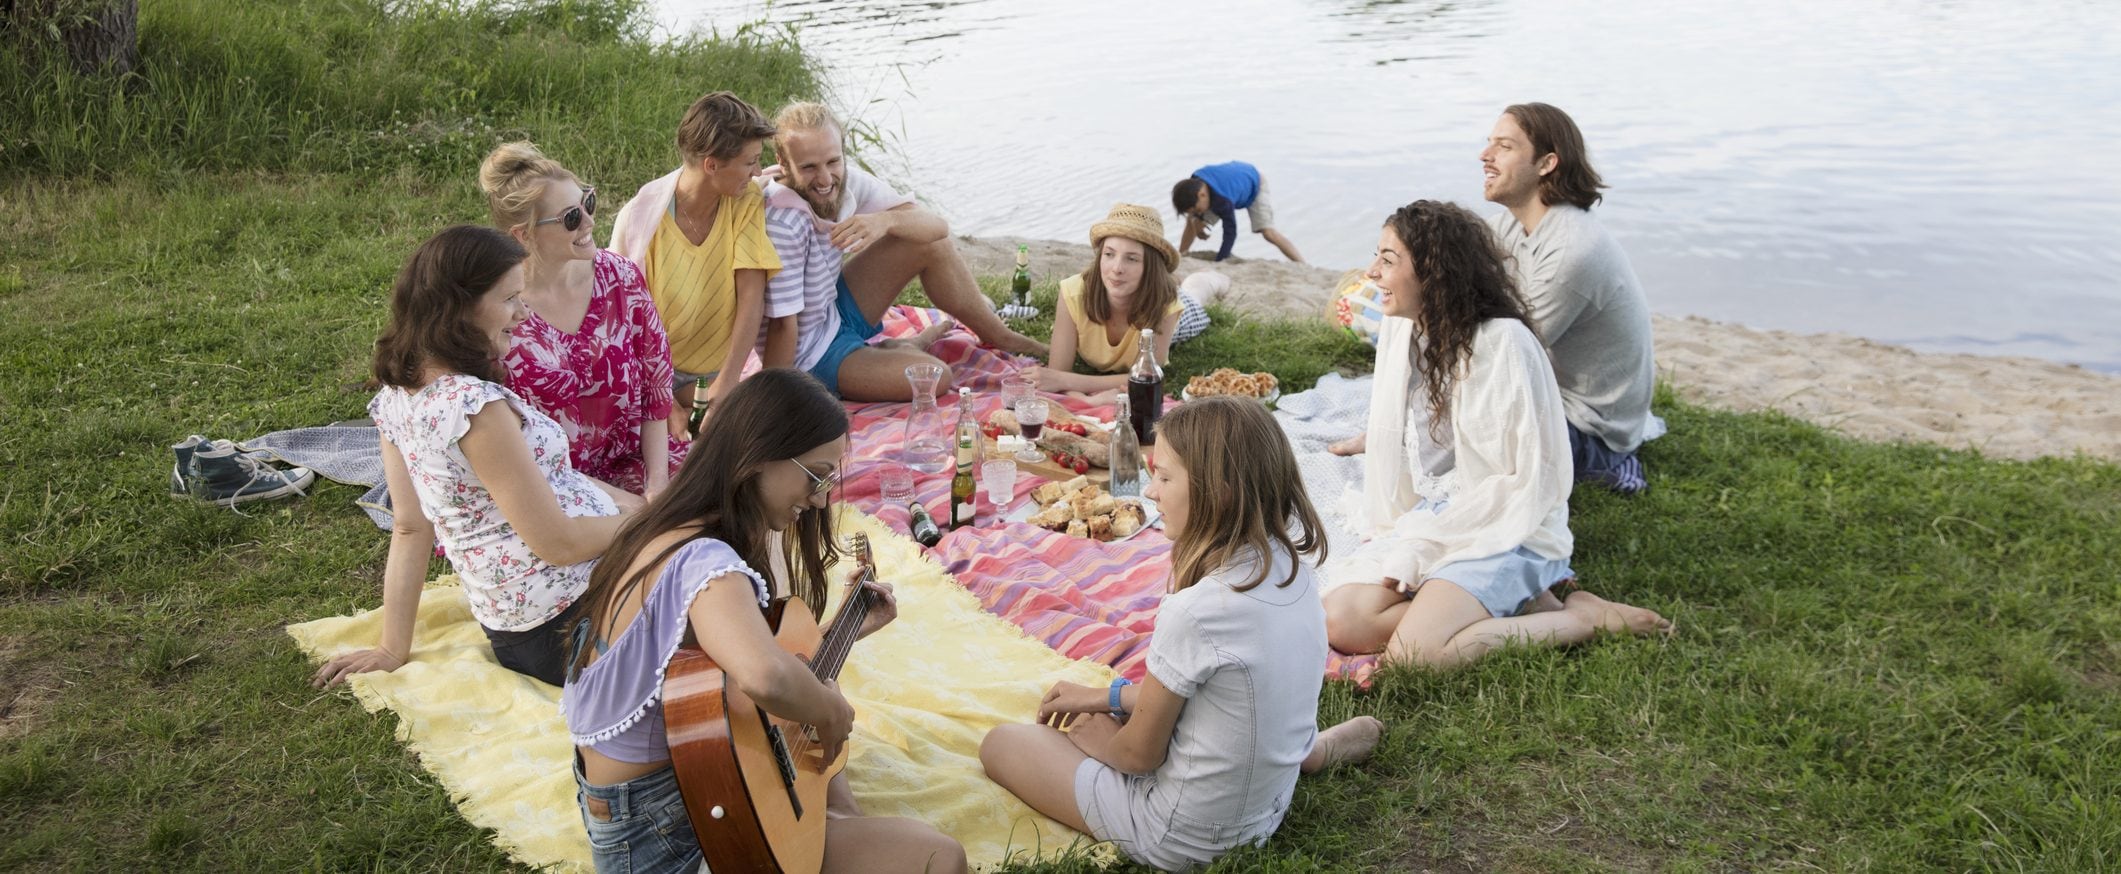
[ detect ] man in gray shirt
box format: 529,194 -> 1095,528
1482,102 -> 1659,493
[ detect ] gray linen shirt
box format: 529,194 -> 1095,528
1489,204 -> 1657,453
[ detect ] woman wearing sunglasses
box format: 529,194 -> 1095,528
562,368 -> 967,874
480,142 -> 688,498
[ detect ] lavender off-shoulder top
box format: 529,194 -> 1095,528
561,537 -> 770,764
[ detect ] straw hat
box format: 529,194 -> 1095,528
1089,203 -> 1179,267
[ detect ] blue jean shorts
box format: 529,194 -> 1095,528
806,275 -> 883,396
1422,545 -> 1575,619
1384,500 -> 1574,618
575,757 -> 706,874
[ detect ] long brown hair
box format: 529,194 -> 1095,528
1158,397 -> 1325,594
1386,201 -> 1536,438
1504,102 -> 1606,210
1080,238 -> 1178,333
569,369 -> 848,672
371,225 -> 525,389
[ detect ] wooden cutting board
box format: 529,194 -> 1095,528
982,433 -> 1109,484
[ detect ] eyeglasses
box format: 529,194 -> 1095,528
789,460 -> 841,498
533,187 -> 598,232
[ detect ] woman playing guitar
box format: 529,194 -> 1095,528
560,368 -> 967,874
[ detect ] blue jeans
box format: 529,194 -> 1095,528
575,757 -> 705,874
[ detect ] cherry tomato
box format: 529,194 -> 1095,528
1072,459 -> 1090,474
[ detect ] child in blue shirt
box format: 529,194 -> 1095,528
1171,160 -> 1305,263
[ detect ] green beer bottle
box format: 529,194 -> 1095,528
686,376 -> 711,439
1011,244 -> 1032,309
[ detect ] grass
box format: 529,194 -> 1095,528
3,1 -> 2118,871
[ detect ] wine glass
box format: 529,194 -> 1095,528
1001,374 -> 1036,412
1012,397 -> 1049,463
980,459 -> 1019,513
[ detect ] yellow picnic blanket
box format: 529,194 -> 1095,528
287,507 -> 1114,871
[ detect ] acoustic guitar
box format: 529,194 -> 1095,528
663,533 -> 882,873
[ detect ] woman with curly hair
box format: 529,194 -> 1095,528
1321,200 -> 1669,670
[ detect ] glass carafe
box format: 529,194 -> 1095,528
900,363 -> 951,473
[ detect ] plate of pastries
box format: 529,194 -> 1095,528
1005,476 -> 1160,542
1180,368 -> 1281,403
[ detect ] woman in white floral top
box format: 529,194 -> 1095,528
313,225 -> 644,688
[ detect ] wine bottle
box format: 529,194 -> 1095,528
1127,328 -> 1163,446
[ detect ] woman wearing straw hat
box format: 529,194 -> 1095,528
1029,204 -> 1223,399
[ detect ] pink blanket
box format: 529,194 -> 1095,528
840,307 -> 1375,682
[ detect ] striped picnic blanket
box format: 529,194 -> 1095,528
847,307 -> 1376,682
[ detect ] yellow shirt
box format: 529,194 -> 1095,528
1058,274 -> 1183,372
643,181 -> 782,375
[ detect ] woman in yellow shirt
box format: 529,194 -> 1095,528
612,91 -> 783,425
1033,204 -> 1221,400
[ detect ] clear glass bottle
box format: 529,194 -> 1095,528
900,364 -> 951,473
1108,393 -> 1144,498
950,387 -> 979,528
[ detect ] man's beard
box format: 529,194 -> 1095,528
800,179 -> 842,219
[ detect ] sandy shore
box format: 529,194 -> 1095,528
959,235 -> 2121,464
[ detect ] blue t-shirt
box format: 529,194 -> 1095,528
1192,161 -> 1260,209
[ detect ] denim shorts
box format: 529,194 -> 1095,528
574,757 -> 707,874
806,275 -> 883,396
1420,545 -> 1575,619
672,368 -> 720,394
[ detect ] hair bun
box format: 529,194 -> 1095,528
478,141 -> 548,195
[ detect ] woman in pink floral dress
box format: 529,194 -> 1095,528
481,142 -> 690,497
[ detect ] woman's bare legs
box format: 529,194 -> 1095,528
821,773 -> 967,873
823,815 -> 968,874
1325,579 -> 1669,671
978,723 -> 1094,833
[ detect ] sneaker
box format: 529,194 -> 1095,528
185,439 -> 316,508
170,435 -> 209,498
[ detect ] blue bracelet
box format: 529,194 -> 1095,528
1108,677 -> 1131,718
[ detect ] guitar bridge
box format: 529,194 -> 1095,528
763,720 -> 804,818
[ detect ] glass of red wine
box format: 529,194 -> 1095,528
1013,397 -> 1049,463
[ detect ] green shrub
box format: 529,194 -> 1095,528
0,0 -> 816,181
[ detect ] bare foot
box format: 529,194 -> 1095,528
1303,715 -> 1385,773
1564,591 -> 1673,637
979,326 -> 1048,359
1328,433 -> 1367,456
911,318 -> 958,350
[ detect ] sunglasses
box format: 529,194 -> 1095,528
533,188 -> 598,232
789,460 -> 842,498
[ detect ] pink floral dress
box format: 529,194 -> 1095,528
369,373 -> 620,632
505,250 -> 690,494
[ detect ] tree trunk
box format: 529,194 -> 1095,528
6,0 -> 139,77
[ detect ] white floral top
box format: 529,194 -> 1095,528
369,373 -> 620,631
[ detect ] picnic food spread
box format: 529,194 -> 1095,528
1184,367 -> 1280,399
983,409 -> 1108,474
1026,476 -> 1147,542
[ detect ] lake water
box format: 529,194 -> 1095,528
654,0 -> 2121,371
